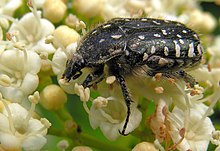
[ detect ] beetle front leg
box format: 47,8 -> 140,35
175,70 -> 197,87
82,65 -> 104,88
114,73 -> 132,136
162,70 -> 197,87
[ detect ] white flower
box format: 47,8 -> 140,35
189,67 -> 220,88
9,10 -> 56,54
0,47 -> 41,103
211,130 -> 220,151
88,96 -> 142,140
207,36 -> 220,67
0,0 -> 22,16
73,0 -> 104,18
101,0 -> 138,20
168,106 -> 215,151
0,92 -> 51,151
34,0 -> 46,9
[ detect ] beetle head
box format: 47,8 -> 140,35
62,53 -> 85,82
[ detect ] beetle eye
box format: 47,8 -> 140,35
72,71 -> 82,79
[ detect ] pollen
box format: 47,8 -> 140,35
155,87 -> 164,94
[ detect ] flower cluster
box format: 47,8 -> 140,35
0,0 -> 220,151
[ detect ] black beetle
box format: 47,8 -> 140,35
62,18 -> 203,135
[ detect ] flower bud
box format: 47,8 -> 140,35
72,146 -> 93,151
188,9 -> 217,33
40,84 -> 67,110
53,25 -> 80,48
132,142 -> 158,151
72,0 -> 103,18
43,0 -> 67,23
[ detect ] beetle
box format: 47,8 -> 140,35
62,18 -> 203,135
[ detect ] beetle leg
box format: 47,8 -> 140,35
114,73 -> 132,136
82,65 -> 104,88
162,70 -> 197,87
176,70 -> 197,87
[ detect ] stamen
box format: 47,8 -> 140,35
99,109 -> 120,123
167,112 -> 182,129
0,93 -> 16,134
174,82 -> 191,130
24,92 -> 39,127
191,87 -> 220,132
27,0 -> 42,40
154,139 -> 165,151
83,102 -> 90,114
0,74 -> 11,87
74,83 -> 90,102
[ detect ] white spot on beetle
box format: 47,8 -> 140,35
125,50 -> 129,56
197,44 -> 203,55
141,18 -> 148,21
91,30 -> 97,34
176,34 -> 182,38
143,53 -> 148,61
161,29 -> 167,35
151,46 -> 156,54
188,43 -> 195,57
152,20 -> 161,25
154,33 -> 161,37
158,58 -> 169,65
111,35 -> 122,39
161,40 -> 166,44
103,24 -> 111,28
137,24 -> 140,27
174,41 -> 181,58
179,39 -> 184,44
182,30 -> 187,33
138,35 -> 145,40
99,39 -> 105,43
164,46 -> 169,56
193,34 -> 199,40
